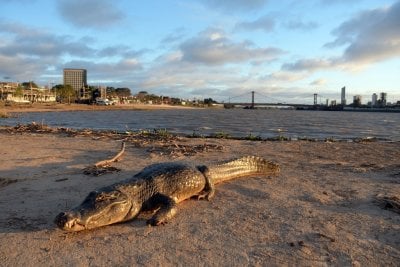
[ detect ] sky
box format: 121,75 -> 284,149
0,0 -> 399,104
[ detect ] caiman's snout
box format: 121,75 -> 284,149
54,211 -> 86,231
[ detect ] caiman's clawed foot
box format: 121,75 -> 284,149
146,194 -> 178,226
196,188 -> 215,201
147,218 -> 167,226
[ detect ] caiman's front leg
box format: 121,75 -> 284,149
146,194 -> 178,226
197,165 -> 215,201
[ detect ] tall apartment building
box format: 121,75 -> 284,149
341,86 -> 346,106
63,68 -> 87,98
372,93 -> 378,107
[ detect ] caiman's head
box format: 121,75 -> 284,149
55,189 -> 140,231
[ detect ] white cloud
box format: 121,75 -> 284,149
0,54 -> 46,81
58,0 -> 124,29
62,58 -> 142,82
310,78 -> 327,86
180,29 -> 283,65
0,20 -> 143,83
326,1 -> 400,65
280,1 -> 400,74
282,58 -> 333,72
0,21 -> 95,58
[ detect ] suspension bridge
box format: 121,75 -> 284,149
223,91 -> 341,110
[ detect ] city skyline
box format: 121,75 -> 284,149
0,0 -> 399,104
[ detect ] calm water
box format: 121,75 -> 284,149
1,109 -> 399,141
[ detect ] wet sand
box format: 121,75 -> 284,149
0,129 -> 399,266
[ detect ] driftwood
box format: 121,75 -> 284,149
94,142 -> 126,167
83,142 -> 126,176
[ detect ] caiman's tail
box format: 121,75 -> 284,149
205,156 -> 280,184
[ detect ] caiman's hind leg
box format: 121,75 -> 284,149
196,165 -> 215,201
146,194 -> 178,226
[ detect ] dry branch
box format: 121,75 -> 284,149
83,142 -> 126,176
94,142 -> 126,167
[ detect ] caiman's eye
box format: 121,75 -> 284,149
96,191 -> 120,202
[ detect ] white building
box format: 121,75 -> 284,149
372,93 -> 378,107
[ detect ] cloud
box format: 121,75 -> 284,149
0,20 -> 143,83
234,15 -> 275,32
200,0 -> 268,12
282,58 -> 333,72
96,46 -> 147,59
310,79 -> 327,86
0,21 -> 95,58
0,54 -> 47,81
58,0 -> 124,29
280,1 -> 400,74
62,58 -> 142,82
180,29 -> 283,65
325,1 -> 400,64
161,28 -> 187,45
283,19 -> 318,31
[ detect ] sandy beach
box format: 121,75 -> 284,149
0,102 -> 201,115
0,126 -> 399,266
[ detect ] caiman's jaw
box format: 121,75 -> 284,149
55,190 -> 137,232
54,211 -> 86,231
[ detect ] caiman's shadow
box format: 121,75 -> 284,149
0,148 -> 135,234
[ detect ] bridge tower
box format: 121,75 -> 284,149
251,91 -> 255,109
314,93 -> 318,105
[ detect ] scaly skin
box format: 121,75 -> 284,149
54,156 -> 280,231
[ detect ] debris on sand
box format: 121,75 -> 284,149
375,194 -> 400,214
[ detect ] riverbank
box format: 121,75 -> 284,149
0,128 -> 399,265
0,102 -> 201,114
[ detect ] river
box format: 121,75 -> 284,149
1,109 -> 399,141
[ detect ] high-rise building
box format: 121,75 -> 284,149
63,68 -> 87,98
341,86 -> 346,105
372,93 -> 378,107
380,92 -> 387,106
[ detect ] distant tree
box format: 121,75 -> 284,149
115,87 -> 131,97
170,97 -> 182,105
353,98 -> 362,108
204,98 -> 217,106
53,84 -> 75,104
136,91 -> 149,102
106,87 -> 116,97
22,81 -> 39,89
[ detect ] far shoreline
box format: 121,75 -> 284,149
0,102 -> 205,114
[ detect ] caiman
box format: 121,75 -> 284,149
55,156 -> 280,231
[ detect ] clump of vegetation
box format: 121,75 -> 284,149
265,135 -> 291,141
133,128 -> 175,142
212,131 -> 231,139
153,128 -> 172,138
245,133 -> 262,141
